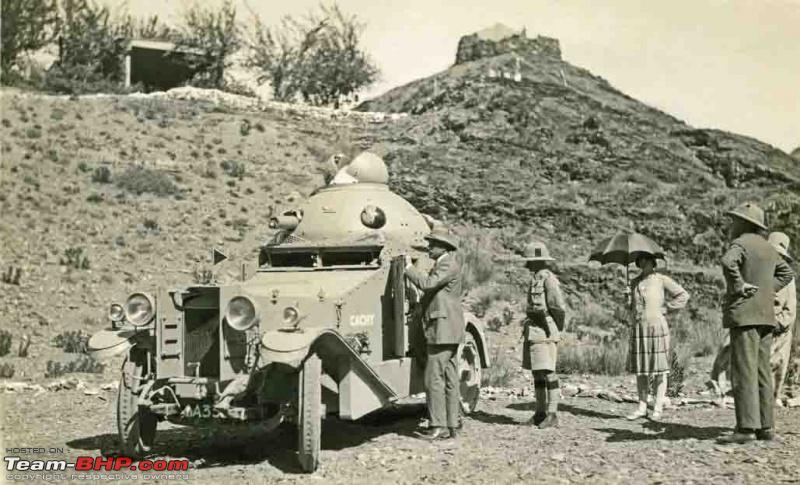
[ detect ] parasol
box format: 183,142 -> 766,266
589,231 -> 665,283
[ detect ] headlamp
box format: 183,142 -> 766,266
108,303 -> 125,322
226,296 -> 259,331
282,306 -> 299,326
124,293 -> 155,326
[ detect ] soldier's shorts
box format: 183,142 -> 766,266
522,340 -> 558,372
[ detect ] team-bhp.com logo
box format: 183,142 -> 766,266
5,456 -> 189,481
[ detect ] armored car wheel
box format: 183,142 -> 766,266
459,332 -> 482,414
297,353 -> 322,473
117,355 -> 156,458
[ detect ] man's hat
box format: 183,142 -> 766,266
424,226 -> 459,251
521,241 -> 555,262
768,232 -> 793,261
726,202 -> 767,230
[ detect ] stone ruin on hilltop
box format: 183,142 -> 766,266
455,23 -> 562,64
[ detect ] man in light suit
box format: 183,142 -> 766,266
405,226 -> 464,440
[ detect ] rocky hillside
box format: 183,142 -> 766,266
1,30 -> 798,382
358,31 -> 800,266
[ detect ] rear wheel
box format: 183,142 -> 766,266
117,355 -> 156,458
297,353 -> 321,473
459,332 -> 482,414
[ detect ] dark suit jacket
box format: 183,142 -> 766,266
721,233 -> 795,328
405,252 -> 465,345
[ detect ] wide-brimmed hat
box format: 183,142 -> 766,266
727,202 -> 767,230
521,241 -> 555,262
768,232 -> 793,261
424,227 -> 459,251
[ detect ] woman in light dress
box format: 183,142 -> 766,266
626,253 -> 690,420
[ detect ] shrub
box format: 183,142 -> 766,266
556,337 -> 628,375
670,307 -> 726,357
666,349 -> 688,398
2,266 -> 22,285
220,160 -> 245,179
484,299 -> 517,332
481,347 -> 513,387
457,230 -> 497,294
0,363 -> 15,379
142,218 -> 159,232
60,246 -> 90,269
91,166 -> 111,183
0,331 -> 12,356
116,166 -> 178,196
239,119 -> 251,136
45,355 -> 105,377
18,335 -> 31,357
52,330 -> 89,353
86,193 -> 103,203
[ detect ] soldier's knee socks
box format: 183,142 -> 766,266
546,378 -> 560,414
534,378 -> 547,415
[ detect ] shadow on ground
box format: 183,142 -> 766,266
593,419 -> 729,442
67,403 -> 426,474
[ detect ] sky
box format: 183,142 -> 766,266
110,0 -> 800,152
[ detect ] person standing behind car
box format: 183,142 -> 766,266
717,203 -> 794,444
520,241 -> 569,429
768,232 -> 797,406
405,226 -> 464,441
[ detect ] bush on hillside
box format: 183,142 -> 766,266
116,166 -> 178,196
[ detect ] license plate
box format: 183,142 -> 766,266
180,404 -> 224,419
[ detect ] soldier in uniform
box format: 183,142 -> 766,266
520,241 -> 568,429
405,226 -> 464,440
718,203 -> 794,444
768,232 -> 797,405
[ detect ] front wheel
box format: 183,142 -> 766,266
297,353 -> 321,473
117,355 -> 156,458
459,332 -> 482,414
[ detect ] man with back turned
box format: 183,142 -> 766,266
717,202 -> 794,444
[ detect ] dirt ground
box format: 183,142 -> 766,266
3,372 -> 800,485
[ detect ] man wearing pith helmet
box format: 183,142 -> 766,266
718,202 -> 794,444
520,241 -> 569,429
405,226 -> 464,440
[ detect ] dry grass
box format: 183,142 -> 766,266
556,338 -> 628,376
482,347 -> 514,387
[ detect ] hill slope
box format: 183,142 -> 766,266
358,35 -> 799,265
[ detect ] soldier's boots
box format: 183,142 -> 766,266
528,412 -> 546,426
448,427 -> 459,439
538,413 -> 559,429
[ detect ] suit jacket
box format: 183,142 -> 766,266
721,233 -> 795,328
405,252 -> 465,345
